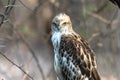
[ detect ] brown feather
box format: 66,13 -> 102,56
58,33 -> 101,80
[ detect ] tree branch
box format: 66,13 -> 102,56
18,0 -> 33,11
0,0 -> 16,27
7,21 -> 46,80
0,51 -> 34,80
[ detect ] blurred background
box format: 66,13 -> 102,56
0,0 -> 120,80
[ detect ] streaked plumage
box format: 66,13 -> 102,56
51,13 -> 101,80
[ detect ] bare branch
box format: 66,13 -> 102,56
0,13 -> 5,26
14,30 -> 46,80
0,0 -> 16,27
88,33 -> 100,43
0,51 -> 34,80
94,0 -> 108,13
18,0 -> 33,11
4,0 -> 16,15
87,12 -> 111,24
109,0 -> 120,8
106,8 -> 119,28
0,0 -> 46,78
7,21 -> 45,80
88,8 -> 119,43
4,5 -> 22,7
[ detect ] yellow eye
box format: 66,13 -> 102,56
62,22 -> 67,26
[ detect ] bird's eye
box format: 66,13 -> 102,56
62,22 -> 67,26
52,22 -> 57,26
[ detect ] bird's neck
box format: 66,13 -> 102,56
51,29 -> 73,54
51,32 -> 62,54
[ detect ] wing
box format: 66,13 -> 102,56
59,33 -> 101,80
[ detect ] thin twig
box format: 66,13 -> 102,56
4,5 -> 22,7
0,0 -> 16,27
88,8 -> 119,42
109,0 -> 120,8
7,21 -> 45,80
0,13 -> 5,26
88,33 -> 100,43
1,0 -> 45,79
0,51 -> 34,80
94,0 -> 108,13
87,12 -> 111,24
18,0 -> 33,11
106,8 -> 118,28
4,0 -> 15,15
16,1 -> 46,79
15,30 -> 46,80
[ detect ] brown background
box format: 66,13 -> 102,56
0,0 -> 120,80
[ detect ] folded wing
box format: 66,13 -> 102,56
59,33 -> 101,80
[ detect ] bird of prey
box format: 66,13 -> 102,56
109,0 -> 120,8
51,13 -> 101,80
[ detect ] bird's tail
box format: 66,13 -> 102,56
91,68 -> 101,80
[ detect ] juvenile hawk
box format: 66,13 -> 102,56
51,13 -> 101,80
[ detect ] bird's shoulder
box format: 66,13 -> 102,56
60,32 -> 95,60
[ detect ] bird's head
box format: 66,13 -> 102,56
51,13 -> 73,33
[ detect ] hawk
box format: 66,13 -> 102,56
51,13 -> 101,80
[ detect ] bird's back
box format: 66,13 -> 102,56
57,33 -> 101,80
